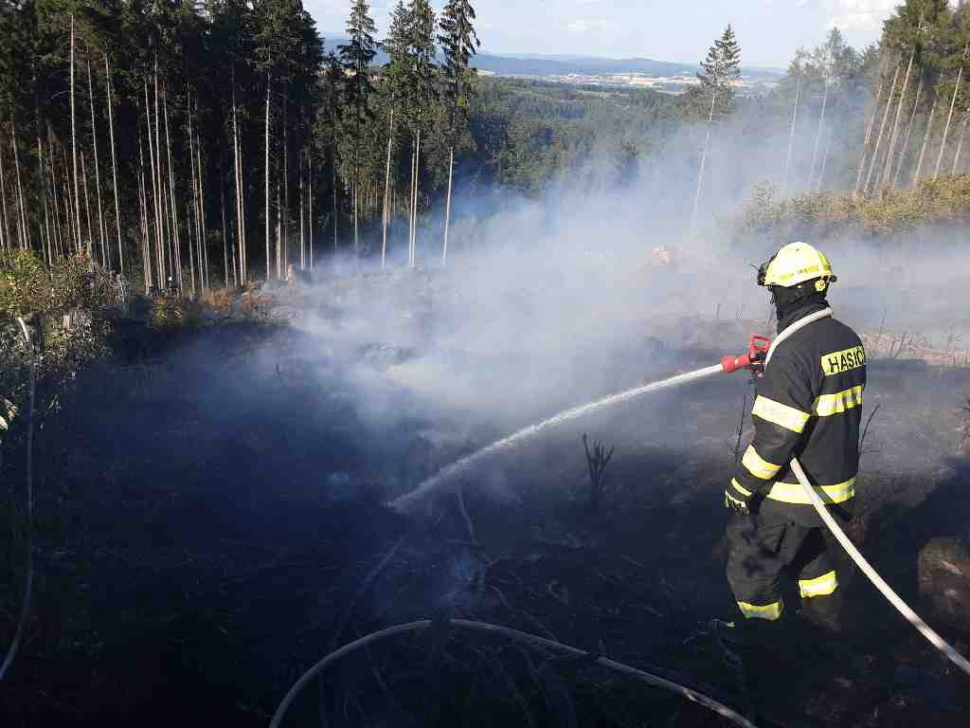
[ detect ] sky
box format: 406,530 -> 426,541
303,0 -> 903,68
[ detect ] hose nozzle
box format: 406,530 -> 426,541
722,335 -> 771,375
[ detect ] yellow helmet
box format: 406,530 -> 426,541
758,241 -> 838,290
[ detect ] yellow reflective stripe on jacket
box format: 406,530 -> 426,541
767,477 -> 856,505
799,570 -> 839,598
731,479 -> 753,497
814,385 -> 864,416
737,598 -> 784,621
742,445 -> 782,481
751,395 -> 810,433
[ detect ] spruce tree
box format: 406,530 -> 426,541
689,24 -> 741,120
339,0 -> 377,254
437,0 -> 479,264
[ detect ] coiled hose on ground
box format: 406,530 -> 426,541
268,618 -> 759,728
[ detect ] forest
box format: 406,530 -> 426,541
2,0 -> 970,293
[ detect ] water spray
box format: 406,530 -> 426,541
390,335 -> 771,514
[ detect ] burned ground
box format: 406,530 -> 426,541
1,280 -> 969,727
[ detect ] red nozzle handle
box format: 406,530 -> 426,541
721,353 -> 751,374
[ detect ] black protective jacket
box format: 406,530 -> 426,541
729,301 -> 867,527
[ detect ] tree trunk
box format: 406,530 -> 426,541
195,109 -> 208,290
232,73 -> 246,283
138,134 -> 153,291
47,131 -> 63,257
154,59 -> 166,285
300,150 -> 305,269
87,58 -> 106,266
935,51 -> 967,179
105,54 -> 123,275
145,83 -> 161,282
188,102 -> 201,295
815,130 -> 832,193
864,63 -> 901,194
409,136 -> 417,267
332,146 -> 338,253
81,152 -> 93,253
951,105 -> 970,175
308,153 -> 314,270
855,77 -> 886,195
882,33 -> 920,188
71,15 -> 84,254
807,78 -> 829,192
913,92 -> 939,186
282,97 -> 288,276
265,73 -> 272,281
162,84 -> 181,290
36,122 -> 52,264
11,122 -> 30,250
782,77 -> 801,195
892,77 -> 923,188
221,169 -> 229,288
0,141 -> 9,251
689,84 -> 719,238
442,145 -> 454,266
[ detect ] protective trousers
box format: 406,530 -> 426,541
725,513 -> 839,621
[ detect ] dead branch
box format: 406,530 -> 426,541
456,482 -> 476,544
582,434 -> 614,514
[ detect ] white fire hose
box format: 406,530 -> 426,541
791,457 -> 970,677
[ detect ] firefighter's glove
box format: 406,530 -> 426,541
724,487 -> 760,516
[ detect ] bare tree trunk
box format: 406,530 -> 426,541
782,77 -> 801,195
275,179 -> 281,278
865,63 -> 901,194
882,30 -> 920,188
308,153 -> 314,270
265,73 -> 272,281
893,77 -> 923,188
282,98 -> 288,275
138,134 -> 153,291
0,141 -> 9,251
221,170 -> 229,288
815,131 -> 832,193
105,54 -> 123,275
442,145 -> 454,266
36,121 -> 52,264
47,131 -> 63,257
689,84 -> 719,237
162,84 -> 181,290
807,77 -> 830,192
332,146 -> 338,253
408,134 -> 417,267
952,105 -> 970,174
11,122 -> 29,250
935,48 -> 968,179
188,102 -> 200,295
913,92 -> 940,186
71,15 -> 84,254
154,59 -> 166,285
195,108 -> 208,290
186,197 -> 196,296
855,76 -> 886,195
300,150 -> 305,269
232,73 -> 246,283
87,58 -> 106,265
145,83 -> 161,283
81,152 -> 93,254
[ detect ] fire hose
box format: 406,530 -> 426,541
269,618 -> 759,728
790,458 -> 970,677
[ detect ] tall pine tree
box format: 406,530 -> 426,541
339,0 -> 377,254
437,0 -> 479,265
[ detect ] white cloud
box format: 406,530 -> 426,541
567,17 -> 618,35
823,0 -> 899,33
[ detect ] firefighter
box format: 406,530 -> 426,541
724,241 -> 866,633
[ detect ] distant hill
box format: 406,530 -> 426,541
322,33 -> 782,81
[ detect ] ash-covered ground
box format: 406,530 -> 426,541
1,265 -> 969,727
